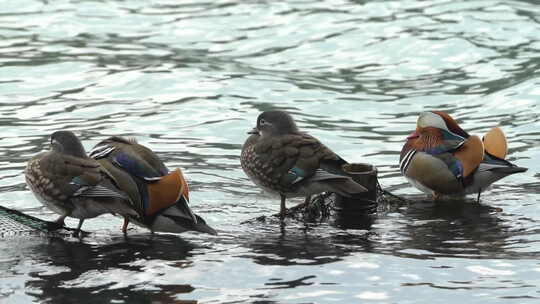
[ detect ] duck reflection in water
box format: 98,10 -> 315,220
21,234 -> 198,304
239,218 -> 374,267
378,197 -> 518,259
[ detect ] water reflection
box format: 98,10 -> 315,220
264,275 -> 316,290
1,0 -> 540,302
235,194 -> 531,262
376,199 -> 525,259
243,229 -> 347,266
22,234 -> 197,303
224,192 -> 536,266
235,213 -> 374,268
332,212 -> 376,231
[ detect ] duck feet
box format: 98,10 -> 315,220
476,189 -> 482,203
76,219 -> 84,231
48,214 -> 67,230
279,194 -> 288,220
122,218 -> 130,234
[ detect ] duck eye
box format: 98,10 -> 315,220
260,119 -> 268,125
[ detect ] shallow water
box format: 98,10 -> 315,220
1,0 -> 539,303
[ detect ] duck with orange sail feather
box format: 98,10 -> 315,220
399,111 -> 527,201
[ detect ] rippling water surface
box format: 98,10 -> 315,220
1,0 -> 539,303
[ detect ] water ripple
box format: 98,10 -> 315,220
1,0 -> 540,303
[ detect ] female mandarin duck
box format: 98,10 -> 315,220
241,110 -> 367,217
89,136 -> 217,235
25,131 -> 137,231
400,111 -> 527,200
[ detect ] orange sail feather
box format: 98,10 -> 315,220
483,126 -> 508,159
146,169 -> 185,216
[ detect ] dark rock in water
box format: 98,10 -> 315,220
288,192 -> 377,224
242,163 -> 381,227
290,163 -> 379,223
335,163 -> 378,211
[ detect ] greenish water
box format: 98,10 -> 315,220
1,0 -> 539,303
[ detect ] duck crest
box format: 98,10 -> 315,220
431,111 -> 469,138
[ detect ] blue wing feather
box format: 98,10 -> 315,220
282,167 -> 307,185
112,153 -> 158,212
431,152 -> 465,181
71,176 -> 91,186
113,153 -> 161,180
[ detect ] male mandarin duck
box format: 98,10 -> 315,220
89,136 -> 217,235
400,111 -> 527,200
25,131 -> 137,231
241,110 -> 367,217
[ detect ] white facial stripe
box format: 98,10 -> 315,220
417,112 -> 449,131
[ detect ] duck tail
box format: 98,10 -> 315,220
325,178 -> 368,196
480,153 -> 527,175
489,166 -> 528,175
151,196 -> 217,235
309,170 -> 368,196
192,215 -> 218,235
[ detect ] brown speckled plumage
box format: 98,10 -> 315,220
25,152 -> 101,215
241,132 -> 342,194
241,110 -> 367,215
25,131 -> 135,230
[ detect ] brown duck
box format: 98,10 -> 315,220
25,131 -> 136,230
241,110 -> 367,216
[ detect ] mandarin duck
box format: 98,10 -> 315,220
241,110 -> 367,217
25,131 -> 137,230
89,136 -> 216,235
400,111 -> 527,200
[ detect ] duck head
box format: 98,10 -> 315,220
406,111 -> 468,152
248,110 -> 299,138
50,131 -> 87,157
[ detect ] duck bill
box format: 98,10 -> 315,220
247,127 -> 260,135
407,130 -> 420,139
